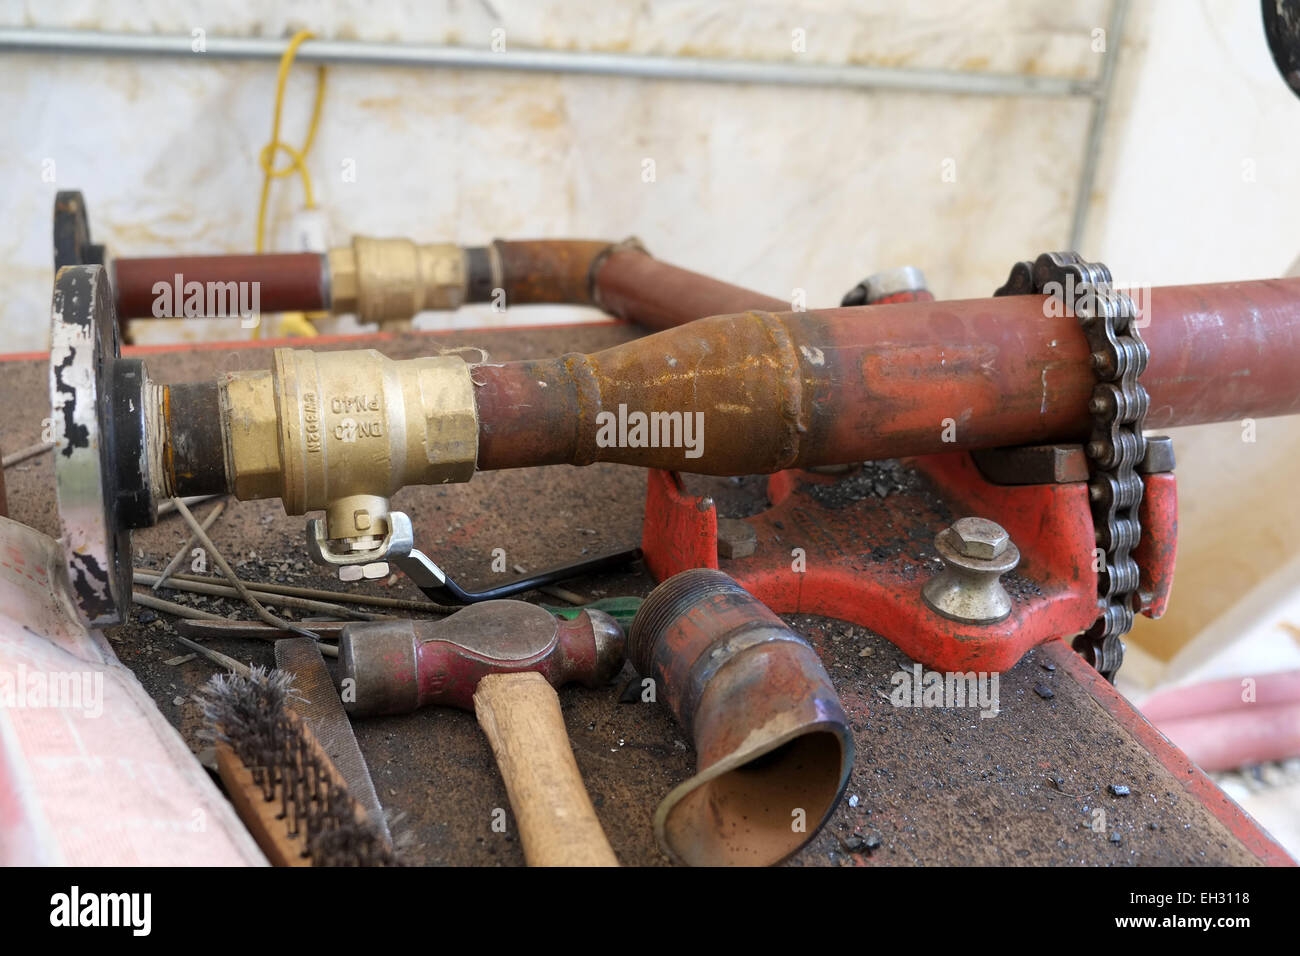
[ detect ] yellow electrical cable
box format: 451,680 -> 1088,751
254,29 -> 326,339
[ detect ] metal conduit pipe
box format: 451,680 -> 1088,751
155,276 -> 1300,502
111,239 -> 786,331
0,28 -> 1096,98
472,277 -> 1300,472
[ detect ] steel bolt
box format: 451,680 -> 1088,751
716,518 -> 758,559
950,516 -> 1009,559
923,516 -> 1020,625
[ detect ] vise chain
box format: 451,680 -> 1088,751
995,252 -> 1149,681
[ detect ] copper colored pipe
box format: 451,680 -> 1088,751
489,239 -> 609,306
112,240 -> 780,331
114,253 -> 327,318
592,246 -> 790,331
488,239 -> 787,328
474,278 -> 1300,474
628,568 -> 852,866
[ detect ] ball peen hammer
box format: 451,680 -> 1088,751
338,600 -> 624,866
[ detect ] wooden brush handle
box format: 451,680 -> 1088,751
472,671 -> 619,867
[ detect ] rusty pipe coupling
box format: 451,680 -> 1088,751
628,569 -> 854,866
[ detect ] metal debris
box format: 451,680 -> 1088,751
800,460 -> 926,511
171,496 -> 319,641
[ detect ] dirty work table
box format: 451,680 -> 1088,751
1,321 -> 1287,866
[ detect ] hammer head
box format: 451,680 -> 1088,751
339,600 -> 624,717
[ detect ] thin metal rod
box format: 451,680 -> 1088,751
2,441 -> 53,468
134,569 -> 381,620
156,569 -> 459,614
177,619 -> 350,640
512,564 -> 588,606
157,494 -> 219,516
133,590 -> 340,656
177,620 -> 340,657
132,590 -> 227,622
0,28 -> 1096,98
170,496 -> 321,641
172,635 -> 252,677
153,498 -> 225,590
1069,0 -> 1130,250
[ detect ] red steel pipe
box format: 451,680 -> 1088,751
111,240 -> 782,331
474,277 -> 1300,473
114,253 -> 327,318
591,246 -> 789,330
489,239 -> 608,306
487,239 -> 788,327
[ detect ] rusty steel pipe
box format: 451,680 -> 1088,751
485,239 -> 609,306
152,275 -> 1300,501
628,568 -> 854,866
111,239 -> 781,331
483,239 -> 787,328
590,245 -> 789,330
114,253 -> 328,319
474,278 -> 1300,474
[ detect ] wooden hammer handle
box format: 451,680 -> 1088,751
472,671 -> 619,866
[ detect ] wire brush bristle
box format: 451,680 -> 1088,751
199,666 -> 399,867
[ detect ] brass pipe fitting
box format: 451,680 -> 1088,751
328,237 -> 469,327
217,348 -> 478,546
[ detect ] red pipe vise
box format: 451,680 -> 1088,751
639,447 -> 1177,674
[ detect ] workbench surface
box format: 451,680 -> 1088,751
1,322 -> 1278,866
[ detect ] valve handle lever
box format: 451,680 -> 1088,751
392,544 -> 643,604
307,509 -> 641,604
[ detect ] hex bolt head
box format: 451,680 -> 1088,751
923,517 -> 1020,625
950,516 -> 1009,559
716,518 -> 758,559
